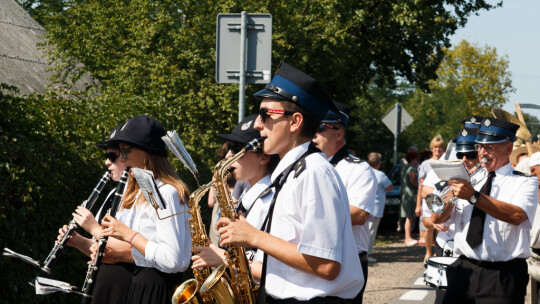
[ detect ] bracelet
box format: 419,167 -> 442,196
129,232 -> 139,247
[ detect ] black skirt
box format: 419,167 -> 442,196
127,267 -> 184,304
91,262 -> 135,304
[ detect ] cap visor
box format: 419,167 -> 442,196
217,133 -> 249,144
475,135 -> 507,144
253,88 -> 290,101
455,145 -> 476,153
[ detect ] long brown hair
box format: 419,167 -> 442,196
122,154 -> 190,209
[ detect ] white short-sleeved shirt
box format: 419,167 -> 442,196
129,179 -> 192,273
452,162 -> 539,261
331,154 -> 377,253
265,142 -> 364,300
372,169 -> 392,218
239,175 -> 274,263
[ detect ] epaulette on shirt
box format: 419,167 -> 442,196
344,156 -> 365,164
513,170 -> 532,177
293,158 -> 307,178
435,181 -> 448,191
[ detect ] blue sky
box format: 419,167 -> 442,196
449,0 -> 540,118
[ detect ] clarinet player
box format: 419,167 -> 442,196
98,115 -> 192,304
57,125 -> 134,304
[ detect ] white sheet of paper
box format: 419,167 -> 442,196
35,277 -> 74,294
131,168 -> 165,209
3,247 -> 40,268
430,159 -> 470,181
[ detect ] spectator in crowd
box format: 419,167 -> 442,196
367,152 -> 393,262
417,135 -> 445,259
401,151 -> 419,246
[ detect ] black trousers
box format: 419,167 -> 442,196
352,252 -> 368,304
443,255 -> 528,304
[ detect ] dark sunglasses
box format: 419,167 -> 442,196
317,123 -> 339,133
105,151 -> 120,162
456,151 -> 478,160
258,108 -> 295,123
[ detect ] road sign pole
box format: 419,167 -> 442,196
238,11 -> 247,123
394,103 -> 402,165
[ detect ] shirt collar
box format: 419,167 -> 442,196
494,161 -> 512,176
240,174 -> 272,210
271,141 -> 311,183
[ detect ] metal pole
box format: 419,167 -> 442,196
394,103 -> 402,165
238,11 -> 247,123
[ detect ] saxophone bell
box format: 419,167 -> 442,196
172,279 -> 204,304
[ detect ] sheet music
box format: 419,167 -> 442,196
131,168 -> 166,209
3,247 -> 40,268
35,277 -> 74,294
430,159 -> 470,181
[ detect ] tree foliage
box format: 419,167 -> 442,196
2,1 -> 509,302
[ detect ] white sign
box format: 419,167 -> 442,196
381,103 -> 414,136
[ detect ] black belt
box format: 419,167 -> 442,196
459,255 -> 525,268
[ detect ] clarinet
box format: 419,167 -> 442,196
81,168 -> 129,302
31,171 -> 111,284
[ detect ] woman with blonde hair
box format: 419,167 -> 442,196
99,115 -> 192,304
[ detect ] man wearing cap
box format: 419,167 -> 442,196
313,106 -> 376,303
433,117 -> 539,303
217,62 -> 363,302
424,125 -> 482,304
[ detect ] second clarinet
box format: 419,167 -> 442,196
80,168 -> 130,303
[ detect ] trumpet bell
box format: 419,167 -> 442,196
426,193 -> 446,215
172,279 -> 203,304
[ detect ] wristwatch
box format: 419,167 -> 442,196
469,191 -> 481,204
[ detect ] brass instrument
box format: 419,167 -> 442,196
172,181 -> 219,304
201,138 -> 263,304
426,158 -> 487,214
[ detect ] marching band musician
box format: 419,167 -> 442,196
98,115 -> 192,304
57,125 -> 135,304
191,114 -> 280,279
433,117 -> 539,304
422,124 -> 482,304
217,62 -> 363,303
312,106 -> 377,303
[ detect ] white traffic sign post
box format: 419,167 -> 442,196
216,12 -> 272,122
381,103 -> 414,165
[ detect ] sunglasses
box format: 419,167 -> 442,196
119,146 -> 133,159
456,151 -> 478,160
317,123 -> 339,133
258,108 -> 295,123
105,151 -> 120,162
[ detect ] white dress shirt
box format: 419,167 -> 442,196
129,179 -> 192,273
452,162 -> 539,261
331,154 -> 377,253
265,142 -> 364,300
239,174 -> 274,263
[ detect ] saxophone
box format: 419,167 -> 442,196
172,181 -> 224,304
200,138 -> 263,304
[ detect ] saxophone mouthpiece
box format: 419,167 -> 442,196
243,137 -> 264,153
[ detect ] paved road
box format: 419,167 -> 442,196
364,229 -> 533,303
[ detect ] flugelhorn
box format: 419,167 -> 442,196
426,158 -> 487,214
